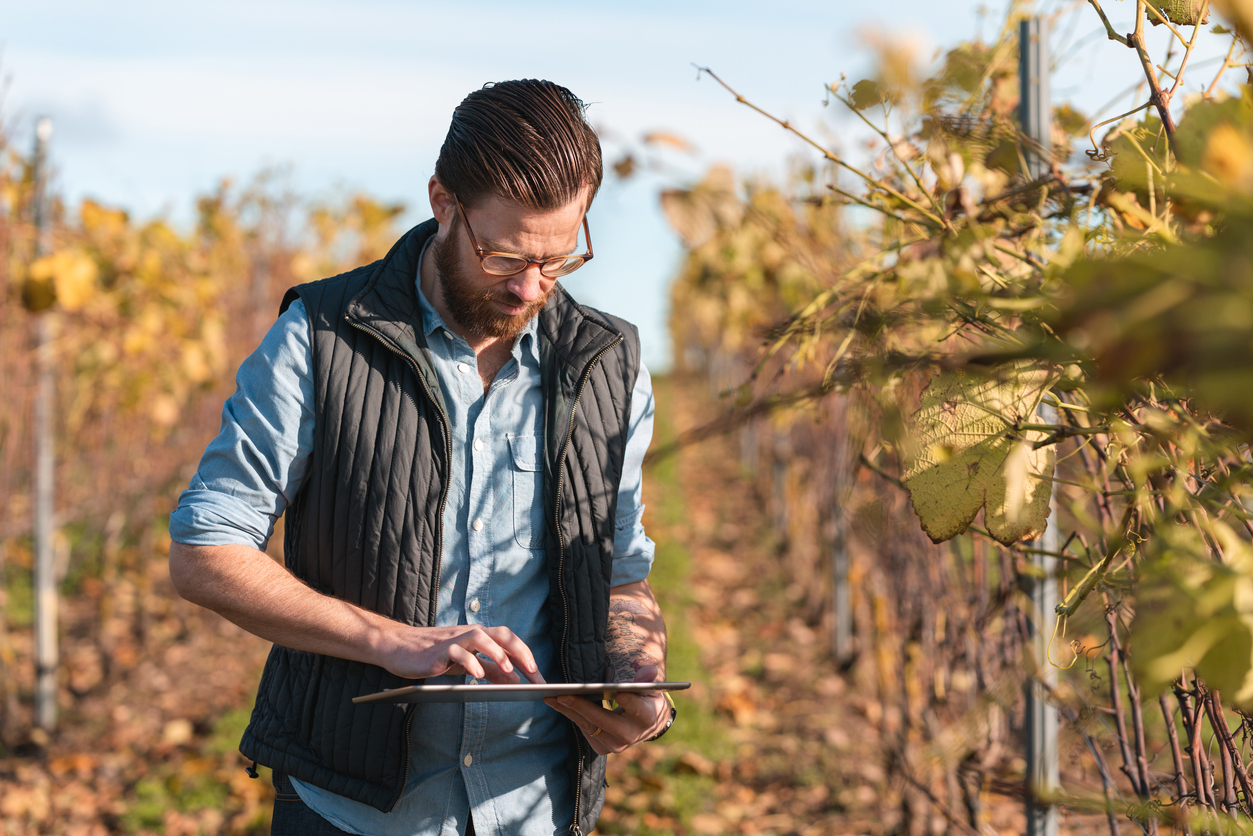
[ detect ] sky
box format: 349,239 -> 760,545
3,0 -> 1238,371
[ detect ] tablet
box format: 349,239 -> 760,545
352,681 -> 691,705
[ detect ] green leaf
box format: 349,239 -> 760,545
901,364 -> 1057,545
1131,524 -> 1253,707
1054,213 -> 1253,437
1150,0 -> 1209,25
1106,115 -> 1170,194
1054,104 -> 1089,139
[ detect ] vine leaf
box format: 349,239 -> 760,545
1211,0 -> 1253,39
1131,523 -> 1253,707
850,79 -> 886,111
659,165 -> 742,248
902,364 -> 1056,545
24,249 -> 99,312
1151,0 -> 1209,25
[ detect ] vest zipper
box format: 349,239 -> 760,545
345,317 -> 453,813
552,334 -> 623,836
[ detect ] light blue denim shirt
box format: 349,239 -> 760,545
171,265 -> 655,836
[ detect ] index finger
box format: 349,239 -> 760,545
483,626 -> 544,681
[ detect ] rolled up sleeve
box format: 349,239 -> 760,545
169,300 -> 315,549
610,362 -> 656,588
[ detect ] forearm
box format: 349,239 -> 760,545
547,579 -> 669,752
169,541 -> 396,665
605,579 -> 667,682
169,541 -> 541,682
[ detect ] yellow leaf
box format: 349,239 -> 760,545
180,341 -> 212,384
150,393 -> 180,427
1201,122 -> 1253,192
642,132 -> 696,154
53,253 -> 99,311
901,364 -> 1056,544
79,199 -> 129,239
27,250 -> 99,311
123,326 -> 152,356
136,248 -> 163,282
1001,439 -> 1032,525
290,252 -> 318,283
1212,0 -> 1253,39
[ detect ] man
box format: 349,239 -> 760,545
168,79 -> 672,836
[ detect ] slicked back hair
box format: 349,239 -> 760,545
435,79 -> 603,212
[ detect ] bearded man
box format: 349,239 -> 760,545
168,79 -> 671,836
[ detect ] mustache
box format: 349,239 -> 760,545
486,290 -> 547,312
489,292 -> 526,307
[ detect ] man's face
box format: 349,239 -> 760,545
432,189 -> 590,341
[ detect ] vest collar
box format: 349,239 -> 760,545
344,219 -> 624,383
343,219 -> 433,363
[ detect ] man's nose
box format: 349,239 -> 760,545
506,266 -> 548,304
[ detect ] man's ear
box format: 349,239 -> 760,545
428,177 -> 457,228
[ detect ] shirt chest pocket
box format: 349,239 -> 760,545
508,434 -> 547,550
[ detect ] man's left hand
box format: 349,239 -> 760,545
544,665 -> 669,755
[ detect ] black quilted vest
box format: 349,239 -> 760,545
238,219 -> 641,835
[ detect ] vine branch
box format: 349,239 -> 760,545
1130,0 -> 1178,149
695,66 -> 954,233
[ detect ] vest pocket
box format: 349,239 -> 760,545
508,433 -> 545,550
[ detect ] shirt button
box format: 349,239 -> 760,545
469,598 -> 481,613
473,438 -> 485,452
472,518 -> 484,532
443,330 -> 454,340
457,362 -> 471,375
463,754 -> 473,767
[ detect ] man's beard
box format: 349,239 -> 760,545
432,227 -> 552,340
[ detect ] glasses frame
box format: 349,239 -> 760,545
453,194 -> 593,278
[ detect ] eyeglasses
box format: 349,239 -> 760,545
454,194 -> 593,278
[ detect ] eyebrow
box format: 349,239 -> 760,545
480,238 -> 539,259
480,237 -> 578,261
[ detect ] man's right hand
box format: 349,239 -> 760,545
378,624 -> 544,684
169,542 -> 542,684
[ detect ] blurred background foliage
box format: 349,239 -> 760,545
6,0 -> 1253,832
0,139 -> 407,831
646,0 -> 1253,831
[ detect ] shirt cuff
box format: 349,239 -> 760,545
169,482 -> 275,550
610,505 -> 654,587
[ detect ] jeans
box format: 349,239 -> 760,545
271,772 -> 356,836
270,773 -> 476,836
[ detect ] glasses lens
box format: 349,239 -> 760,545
541,256 -> 586,278
481,255 -> 528,276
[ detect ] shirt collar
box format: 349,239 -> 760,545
413,235 -> 540,364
